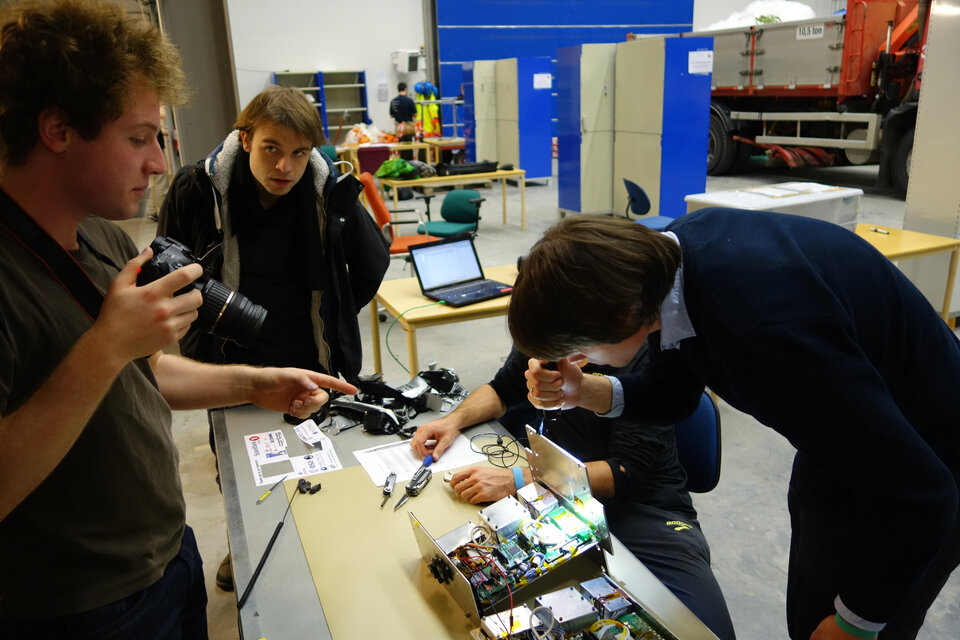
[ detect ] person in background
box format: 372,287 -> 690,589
410,346 -> 736,640
158,85 -> 389,590
0,1 -> 356,637
508,213 -> 960,640
389,82 -> 417,159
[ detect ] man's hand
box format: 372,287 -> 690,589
92,248 -> 202,364
810,615 -> 875,640
410,417 -> 460,459
249,368 -> 357,418
450,466 -> 515,504
524,358 -> 584,410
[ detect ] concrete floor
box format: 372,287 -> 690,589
121,163 -> 960,639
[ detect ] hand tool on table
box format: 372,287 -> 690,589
380,472 -> 397,508
255,474 -> 289,505
393,459 -> 433,511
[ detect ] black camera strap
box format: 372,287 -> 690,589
0,189 -> 108,322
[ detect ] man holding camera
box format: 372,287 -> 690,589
0,2 -> 355,637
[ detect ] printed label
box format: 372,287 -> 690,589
797,24 -> 825,40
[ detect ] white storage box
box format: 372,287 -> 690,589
684,182 -> 863,231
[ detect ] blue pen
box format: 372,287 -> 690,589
412,454 -> 434,477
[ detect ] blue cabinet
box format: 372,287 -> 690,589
496,57 -> 552,180
462,57 -> 552,179
557,44 -> 617,215
613,37 -> 713,219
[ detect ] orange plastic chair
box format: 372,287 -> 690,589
358,172 -> 438,256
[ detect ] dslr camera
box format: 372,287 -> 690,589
137,236 -> 267,346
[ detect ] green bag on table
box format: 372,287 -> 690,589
374,157 -> 417,179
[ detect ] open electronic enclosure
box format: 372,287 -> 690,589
409,426 -> 609,621
409,426 -> 683,639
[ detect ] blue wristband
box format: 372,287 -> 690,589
513,467 -> 525,492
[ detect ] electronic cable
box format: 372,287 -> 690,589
384,301 -> 445,373
237,481 -> 303,610
590,618 -> 631,640
469,432 -> 527,468
530,605 -> 558,640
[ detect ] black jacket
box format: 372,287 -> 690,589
158,131 -> 389,383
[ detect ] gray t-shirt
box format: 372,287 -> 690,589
0,211 -> 185,618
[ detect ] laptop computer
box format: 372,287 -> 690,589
408,236 -> 513,307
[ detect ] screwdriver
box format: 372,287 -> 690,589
255,474 -> 289,505
380,472 -> 397,508
538,362 -> 561,434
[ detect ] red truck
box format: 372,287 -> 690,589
692,0 -> 929,195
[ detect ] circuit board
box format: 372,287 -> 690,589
448,501 -> 601,606
474,574 -> 676,640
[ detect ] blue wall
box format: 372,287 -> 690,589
435,1 -> 694,138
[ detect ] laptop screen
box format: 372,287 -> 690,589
409,237 -> 483,290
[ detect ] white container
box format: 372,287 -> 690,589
684,182 -> 863,231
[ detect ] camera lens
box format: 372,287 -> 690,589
195,278 -> 268,346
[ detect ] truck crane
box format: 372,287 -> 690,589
691,0 -> 929,195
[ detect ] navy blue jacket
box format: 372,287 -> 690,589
620,208 -> 960,623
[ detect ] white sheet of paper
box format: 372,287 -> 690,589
688,50 -> 714,75
244,429 -> 342,486
353,434 -> 488,486
533,72 -> 552,89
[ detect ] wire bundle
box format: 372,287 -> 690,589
469,432 -> 526,468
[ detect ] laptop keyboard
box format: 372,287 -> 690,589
437,282 -> 495,296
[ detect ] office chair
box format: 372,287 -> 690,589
674,391 -> 722,493
320,144 -> 338,162
417,189 -> 484,237
623,178 -> 674,231
358,172 -> 438,257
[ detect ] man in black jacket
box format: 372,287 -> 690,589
509,213 -> 960,640
158,86 -> 389,590
159,86 -> 389,381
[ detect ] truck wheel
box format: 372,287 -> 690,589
891,127 -> 914,196
708,114 -> 736,175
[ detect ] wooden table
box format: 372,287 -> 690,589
336,141 -> 429,175
379,169 -> 527,230
855,223 -> 960,322
423,136 -> 466,164
370,264 -> 517,374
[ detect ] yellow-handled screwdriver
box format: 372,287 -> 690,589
255,474 -> 289,505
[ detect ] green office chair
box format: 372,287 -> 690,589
417,189 -> 485,237
320,144 -> 338,162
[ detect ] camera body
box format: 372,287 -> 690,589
137,236 -> 267,346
